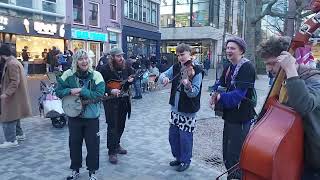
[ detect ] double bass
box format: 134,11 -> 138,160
239,1 -> 320,180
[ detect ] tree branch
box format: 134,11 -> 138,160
253,0 -> 284,24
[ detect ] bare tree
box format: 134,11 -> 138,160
244,0 -> 312,68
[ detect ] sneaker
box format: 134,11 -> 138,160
89,171 -> 97,180
16,135 -> 26,141
0,141 -> 19,149
169,160 -> 180,166
66,170 -> 80,180
176,163 -> 190,172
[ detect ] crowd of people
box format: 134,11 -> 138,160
0,34 -> 319,180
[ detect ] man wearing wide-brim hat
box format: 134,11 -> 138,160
0,44 -> 32,149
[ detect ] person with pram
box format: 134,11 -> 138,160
55,49 -> 105,180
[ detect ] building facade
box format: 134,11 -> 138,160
122,0 -> 161,61
66,0 -> 122,66
0,0 -> 70,74
160,0 -> 246,66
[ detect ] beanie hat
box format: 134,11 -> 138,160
0,44 -> 12,56
226,37 -> 247,54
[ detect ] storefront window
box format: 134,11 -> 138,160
89,2 -> 99,26
72,40 -> 86,52
0,0 -> 8,3
192,0 -> 209,27
16,36 -> 64,62
89,42 -> 100,66
160,0 -> 173,27
16,0 -> 32,8
42,0 -> 56,13
73,0 -> 84,24
126,36 -> 157,58
175,0 -> 191,27
110,0 -> 117,20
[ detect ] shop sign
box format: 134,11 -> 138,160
34,21 -> 58,35
72,29 -> 108,42
0,16 -> 9,31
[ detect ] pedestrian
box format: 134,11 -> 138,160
257,36 -> 320,180
96,52 -> 110,72
159,43 -> 204,172
98,47 -> 134,164
55,49 -> 105,180
204,55 -> 210,76
0,44 -> 32,149
209,37 -> 256,179
131,56 -> 143,99
21,46 -> 29,75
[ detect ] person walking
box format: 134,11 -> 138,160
0,44 -> 32,148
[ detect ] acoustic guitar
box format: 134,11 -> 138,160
106,69 -> 145,90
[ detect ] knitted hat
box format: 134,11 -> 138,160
226,37 -> 247,54
0,44 -> 12,56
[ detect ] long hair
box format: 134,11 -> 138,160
108,55 -> 126,71
71,49 -> 93,73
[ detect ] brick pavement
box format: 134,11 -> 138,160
0,70 -> 270,180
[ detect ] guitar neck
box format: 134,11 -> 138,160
82,93 -> 129,105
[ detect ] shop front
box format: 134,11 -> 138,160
70,28 -> 110,67
161,39 -> 215,65
122,26 -> 161,61
0,15 -> 71,74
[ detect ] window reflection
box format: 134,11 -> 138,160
192,1 -> 209,27
175,0 -> 191,27
160,0 -> 220,28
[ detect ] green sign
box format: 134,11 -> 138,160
71,28 -> 108,42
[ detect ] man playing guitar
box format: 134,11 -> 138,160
98,47 -> 134,164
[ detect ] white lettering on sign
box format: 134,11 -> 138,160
34,21 -> 57,35
0,16 -> 8,25
59,24 -> 65,37
0,16 -> 8,31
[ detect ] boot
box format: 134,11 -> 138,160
109,154 -> 118,164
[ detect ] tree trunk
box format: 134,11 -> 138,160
244,0 -> 262,67
284,0 -> 296,37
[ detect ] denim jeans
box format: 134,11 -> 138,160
2,119 -> 23,142
22,61 -> 28,75
169,125 -> 193,164
134,79 -> 142,97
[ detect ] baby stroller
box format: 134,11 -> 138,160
38,73 -> 67,128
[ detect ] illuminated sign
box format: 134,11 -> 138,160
71,28 -> 108,42
34,21 -> 57,35
0,16 -> 8,31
